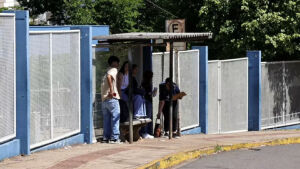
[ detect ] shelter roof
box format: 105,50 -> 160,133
93,32 -> 213,44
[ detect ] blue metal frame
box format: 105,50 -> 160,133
247,51 -> 261,131
71,26 -> 94,144
192,46 -> 208,134
0,12 -> 109,158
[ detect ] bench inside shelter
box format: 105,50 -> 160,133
120,118 -> 152,142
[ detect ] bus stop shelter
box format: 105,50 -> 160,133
93,32 -> 213,143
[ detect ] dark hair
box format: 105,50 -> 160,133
119,61 -> 129,74
132,64 -> 138,70
165,77 -> 172,84
108,55 -> 120,66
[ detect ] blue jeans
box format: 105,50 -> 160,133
133,95 -> 146,118
102,99 -> 120,140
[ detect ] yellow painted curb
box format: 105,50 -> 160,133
137,137 -> 300,169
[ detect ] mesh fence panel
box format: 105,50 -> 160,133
0,14 -> 15,142
261,62 -> 284,127
30,31 -> 80,147
261,61 -> 300,128
284,62 -> 300,124
152,53 -> 164,124
30,34 -> 51,145
207,61 -> 219,134
220,59 -> 248,133
52,32 -> 80,138
178,50 -> 199,129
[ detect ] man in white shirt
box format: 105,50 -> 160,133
101,56 -> 121,143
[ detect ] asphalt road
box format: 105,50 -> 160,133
177,144 -> 300,169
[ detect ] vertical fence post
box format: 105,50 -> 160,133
71,26 -> 93,143
247,51 -> 261,131
192,46 -> 208,134
4,10 -> 31,155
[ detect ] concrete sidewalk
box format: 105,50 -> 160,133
0,130 -> 300,169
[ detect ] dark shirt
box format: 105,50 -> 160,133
132,76 -> 145,95
142,81 -> 152,102
124,76 -> 145,96
159,82 -> 180,102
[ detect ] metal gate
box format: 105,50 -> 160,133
30,30 -> 81,148
261,61 -> 300,129
177,50 -> 199,130
152,50 -> 200,130
0,13 -> 16,143
208,58 -> 248,134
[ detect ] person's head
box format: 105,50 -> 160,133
165,78 -> 172,89
108,55 -> 120,68
119,61 -> 129,74
132,64 -> 139,76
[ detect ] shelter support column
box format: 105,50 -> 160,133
71,26 -> 93,143
169,42 -> 174,139
247,51 -> 261,131
192,46 -> 208,134
128,48 -> 134,143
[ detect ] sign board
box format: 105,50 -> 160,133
166,19 -> 186,51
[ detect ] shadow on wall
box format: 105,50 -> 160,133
266,61 -> 300,124
285,62 -> 300,119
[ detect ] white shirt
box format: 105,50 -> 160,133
121,73 -> 129,89
101,67 -> 120,100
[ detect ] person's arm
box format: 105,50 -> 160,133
157,100 -> 165,118
117,73 -> 123,98
107,74 -> 114,98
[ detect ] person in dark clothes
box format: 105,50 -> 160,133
140,71 -> 156,139
158,78 -> 180,136
131,64 -> 146,118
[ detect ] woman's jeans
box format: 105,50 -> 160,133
133,95 -> 146,118
102,99 -> 120,140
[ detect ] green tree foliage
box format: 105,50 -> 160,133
18,0 -> 299,60
93,0 -> 144,33
17,0 -> 65,24
198,0 -> 300,61
64,0 -> 96,25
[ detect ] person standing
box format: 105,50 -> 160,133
101,56 -> 121,144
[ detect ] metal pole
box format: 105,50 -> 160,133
175,50 -> 181,137
128,48 -> 134,143
169,42 -> 174,139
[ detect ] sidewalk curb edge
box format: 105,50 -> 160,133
137,137 -> 300,169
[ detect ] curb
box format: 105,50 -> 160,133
137,137 -> 300,169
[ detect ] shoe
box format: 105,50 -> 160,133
162,132 -> 169,138
173,133 -> 181,139
109,139 -> 122,144
101,138 -> 108,143
142,133 -> 154,139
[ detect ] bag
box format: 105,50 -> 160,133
154,118 -> 161,138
